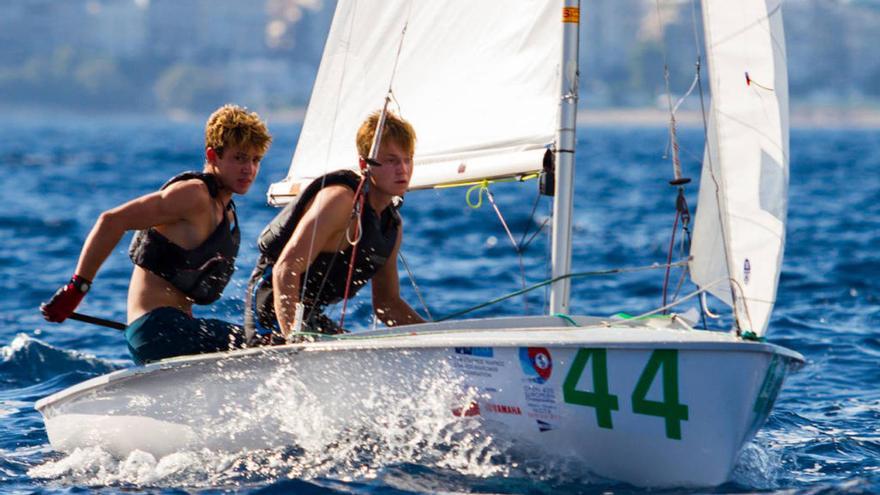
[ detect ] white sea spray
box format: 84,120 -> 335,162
28,347 -> 513,488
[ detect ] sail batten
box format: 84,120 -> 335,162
271,0 -> 563,205
690,0 -> 789,336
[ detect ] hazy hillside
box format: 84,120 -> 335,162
2,0 -> 877,118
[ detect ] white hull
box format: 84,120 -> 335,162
36,316 -> 802,487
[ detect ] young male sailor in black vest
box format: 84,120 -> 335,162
41,104 -> 272,364
247,110 -> 425,343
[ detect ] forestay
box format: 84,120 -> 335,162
690,0 -> 790,336
268,0 -> 562,204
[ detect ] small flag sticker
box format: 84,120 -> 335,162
563,7 -> 580,23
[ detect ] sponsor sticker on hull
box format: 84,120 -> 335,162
454,347 -> 494,358
519,347 -> 562,431
519,347 -> 553,383
484,403 -> 523,415
449,347 -> 506,418
452,401 -> 481,417
451,347 -> 505,379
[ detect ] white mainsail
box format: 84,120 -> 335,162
268,0 -> 562,204
690,0 -> 790,336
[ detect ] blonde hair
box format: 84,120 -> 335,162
355,111 -> 416,158
204,104 -> 272,156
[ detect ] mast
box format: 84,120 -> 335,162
549,0 -> 580,314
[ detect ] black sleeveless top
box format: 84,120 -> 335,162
129,172 -> 240,305
248,170 -> 400,330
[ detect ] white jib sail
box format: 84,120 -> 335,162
268,0 -> 563,204
690,0 -> 790,336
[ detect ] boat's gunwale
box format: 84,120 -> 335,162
36,316 -> 804,413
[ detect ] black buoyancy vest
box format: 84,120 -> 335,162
249,170 -> 400,330
129,171 -> 240,305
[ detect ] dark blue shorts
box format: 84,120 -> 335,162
124,307 -> 246,365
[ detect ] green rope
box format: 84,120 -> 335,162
740,331 -> 765,342
279,261 -> 691,340
435,260 -> 690,322
466,180 -> 489,209
454,175 -> 541,209
552,313 -> 579,327
611,312 -> 674,321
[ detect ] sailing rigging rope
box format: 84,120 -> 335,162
613,277 -> 728,324
653,0 -> 696,320
300,213 -> 358,327
466,180 -> 530,313
279,260 -> 702,341
671,185 -> 693,303
661,204 -> 682,312
399,249 -> 433,321
337,5 -> 413,331
281,278 -> 733,343
727,277 -> 757,335
688,0 -> 743,331
338,173 -> 369,329
670,231 -> 691,301
286,2 -> 415,333
700,292 -> 719,330
297,2 -> 361,308
345,173 -> 368,246
552,313 -> 580,327
519,186 -> 546,250
654,0 -> 688,186
516,186 -> 551,310
435,260 -> 690,322
661,188 -> 692,311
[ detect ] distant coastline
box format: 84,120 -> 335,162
574,107 -> 880,129
201,104 -> 880,129
6,104 -> 880,130
186,105 -> 880,130
170,105 -> 880,129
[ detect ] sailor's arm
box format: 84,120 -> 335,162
75,181 -> 209,280
371,227 -> 426,327
42,181 -> 210,322
273,186 -> 354,337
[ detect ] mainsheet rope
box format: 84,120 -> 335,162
435,260 -> 690,322
286,260 -> 707,342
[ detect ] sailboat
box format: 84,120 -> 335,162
36,0 -> 802,487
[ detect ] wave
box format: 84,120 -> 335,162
28,445 -> 607,493
0,334 -> 122,388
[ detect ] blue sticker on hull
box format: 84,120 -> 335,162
455,347 -> 494,358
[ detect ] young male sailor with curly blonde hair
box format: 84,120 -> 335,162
247,110 -> 425,343
41,104 -> 272,364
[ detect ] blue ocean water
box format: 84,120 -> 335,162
1,118 -> 878,494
